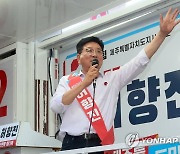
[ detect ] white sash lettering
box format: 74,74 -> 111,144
81,97 -> 93,110
87,109 -> 101,122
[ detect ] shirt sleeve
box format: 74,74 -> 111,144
116,48 -> 150,91
50,76 -> 70,114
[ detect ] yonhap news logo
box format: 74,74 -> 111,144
125,133 -> 179,148
125,132 -> 140,148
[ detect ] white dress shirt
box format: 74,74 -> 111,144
50,49 -> 150,140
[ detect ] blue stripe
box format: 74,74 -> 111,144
66,52 -> 77,59
104,22 -> 159,45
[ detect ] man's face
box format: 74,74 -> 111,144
77,42 -> 103,73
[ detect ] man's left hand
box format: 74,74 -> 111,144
160,8 -> 180,37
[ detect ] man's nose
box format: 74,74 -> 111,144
92,50 -> 97,57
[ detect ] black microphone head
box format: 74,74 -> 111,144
92,59 -> 99,68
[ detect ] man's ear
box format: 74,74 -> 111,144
77,54 -> 80,64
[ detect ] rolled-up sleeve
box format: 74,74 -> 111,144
136,48 -> 150,66
50,76 -> 70,114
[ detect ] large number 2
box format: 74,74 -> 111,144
0,70 -> 7,117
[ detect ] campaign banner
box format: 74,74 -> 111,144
0,122 -> 20,148
149,142 -> 180,153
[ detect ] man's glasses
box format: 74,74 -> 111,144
83,47 -> 103,55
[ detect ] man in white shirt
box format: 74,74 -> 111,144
50,8 -> 180,153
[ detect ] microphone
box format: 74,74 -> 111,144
87,59 -> 99,142
92,59 -> 99,68
91,59 -> 99,88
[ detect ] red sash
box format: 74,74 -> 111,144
68,73 -> 115,154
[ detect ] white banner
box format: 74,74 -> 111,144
0,122 -> 20,148
59,14 -> 180,143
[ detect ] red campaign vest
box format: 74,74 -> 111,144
68,73 -> 115,154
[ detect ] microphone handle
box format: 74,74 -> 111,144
93,79 -> 96,88
87,77 -> 96,138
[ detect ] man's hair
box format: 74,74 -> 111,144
76,36 -> 104,54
